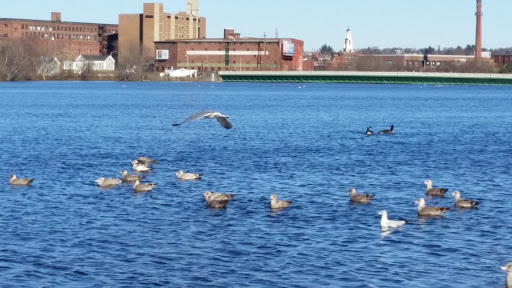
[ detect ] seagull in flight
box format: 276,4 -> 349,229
172,110 -> 233,129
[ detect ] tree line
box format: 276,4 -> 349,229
316,43 -> 512,56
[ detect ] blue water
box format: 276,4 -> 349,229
1,81 -> 511,287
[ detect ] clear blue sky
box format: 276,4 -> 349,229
3,0 -> 512,51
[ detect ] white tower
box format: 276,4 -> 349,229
343,28 -> 354,53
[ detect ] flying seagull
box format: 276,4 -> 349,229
172,110 -> 233,129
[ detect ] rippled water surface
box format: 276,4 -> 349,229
1,81 -> 512,287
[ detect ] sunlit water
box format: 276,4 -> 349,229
1,81 -> 511,287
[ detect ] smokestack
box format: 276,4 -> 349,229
475,0 -> 482,60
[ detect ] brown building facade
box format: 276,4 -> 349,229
493,55 -> 512,67
119,3 -> 206,60
0,12 -> 118,58
154,30 -> 303,72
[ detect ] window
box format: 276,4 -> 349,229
145,15 -> 154,18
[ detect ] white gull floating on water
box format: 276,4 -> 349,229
132,160 -> 151,172
172,110 -> 232,129
378,210 -> 406,229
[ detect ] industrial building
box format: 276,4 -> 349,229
118,1 -> 206,60
153,29 -> 304,72
0,12 -> 118,57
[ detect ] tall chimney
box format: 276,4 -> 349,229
475,0 -> 482,60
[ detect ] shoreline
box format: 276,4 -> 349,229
219,71 -> 512,85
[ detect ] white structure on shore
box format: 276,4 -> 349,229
343,28 -> 354,53
63,55 -> 115,73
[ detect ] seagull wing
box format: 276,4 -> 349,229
172,110 -> 216,126
216,116 -> 233,129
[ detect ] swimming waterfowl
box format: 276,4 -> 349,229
347,188 -> 375,203
95,177 -> 122,188
414,198 -> 450,217
132,160 -> 151,172
176,170 -> 201,180
9,174 -> 34,186
451,191 -> 479,209
120,170 -> 143,183
132,180 -> 156,192
172,110 -> 233,129
203,191 -> 235,208
270,194 -> 292,210
203,191 -> 235,201
378,125 -> 394,134
423,180 -> 448,197
365,126 -> 374,135
137,157 -> 158,165
500,262 -> 512,288
378,210 -> 406,229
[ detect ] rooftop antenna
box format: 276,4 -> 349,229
275,28 -> 278,38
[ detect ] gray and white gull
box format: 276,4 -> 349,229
270,194 -> 292,210
132,180 -> 156,192
95,177 -> 122,188
9,174 -> 34,186
203,191 -> 235,208
424,179 -> 448,197
120,170 -> 143,183
176,170 -> 201,180
451,191 -> 479,209
132,160 -> 151,172
172,110 -> 233,129
414,198 -> 450,217
347,188 -> 375,203
137,157 -> 158,165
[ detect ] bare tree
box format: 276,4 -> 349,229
0,40 -> 32,81
118,44 -> 154,81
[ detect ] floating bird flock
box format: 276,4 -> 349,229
10,114 -> 497,282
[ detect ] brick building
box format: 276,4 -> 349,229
493,55 -> 512,67
154,29 -> 304,72
0,12 -> 118,57
119,2 -> 206,60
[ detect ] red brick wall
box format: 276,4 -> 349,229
155,38 -> 305,72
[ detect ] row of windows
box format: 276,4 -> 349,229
21,24 -> 116,34
24,31 -> 99,41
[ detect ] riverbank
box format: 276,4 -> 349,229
218,71 -> 512,85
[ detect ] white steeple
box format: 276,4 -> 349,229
343,27 -> 354,53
